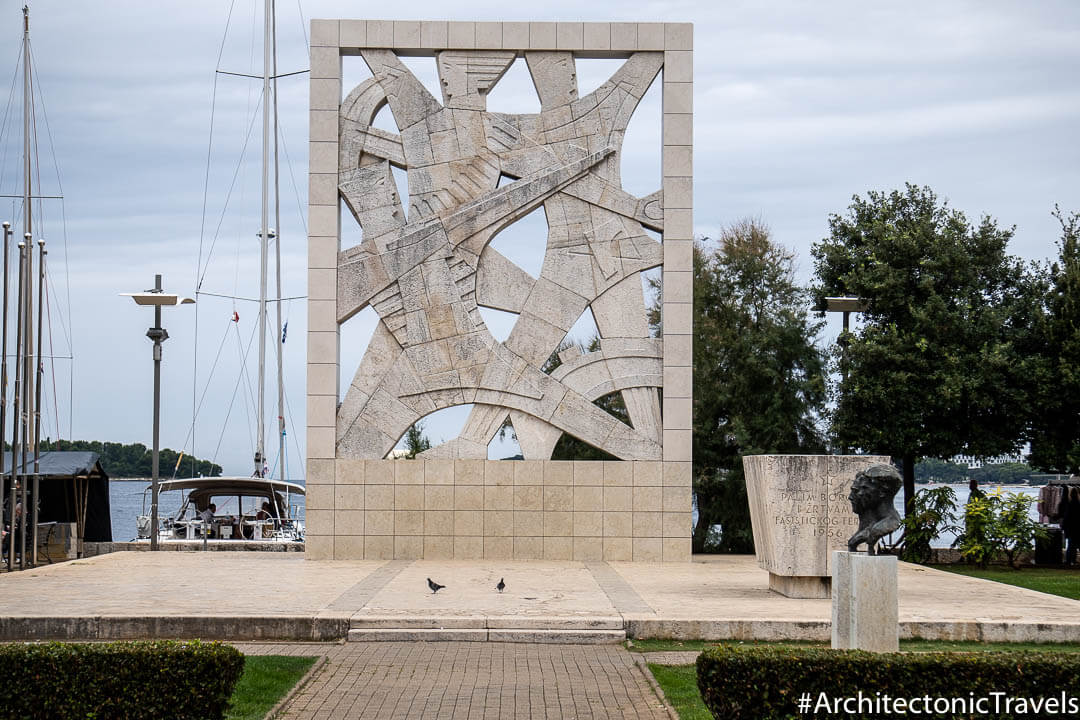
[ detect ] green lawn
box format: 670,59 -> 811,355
930,565 -> 1080,600
648,664 -> 712,720
226,655 -> 319,720
632,638 -> 1080,654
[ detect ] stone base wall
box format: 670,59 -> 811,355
305,459 -> 692,561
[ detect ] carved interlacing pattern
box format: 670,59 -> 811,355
336,50 -> 664,459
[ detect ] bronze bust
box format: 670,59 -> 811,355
847,463 -> 902,555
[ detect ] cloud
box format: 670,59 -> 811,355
0,0 -> 1076,475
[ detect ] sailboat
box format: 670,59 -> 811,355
136,0 -> 307,545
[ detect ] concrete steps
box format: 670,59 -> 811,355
347,615 -> 627,643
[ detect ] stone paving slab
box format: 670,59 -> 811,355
235,642 -> 673,720
1,552 -> 1078,642
354,560 -> 614,618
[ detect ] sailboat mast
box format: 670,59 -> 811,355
22,7 -> 30,242
271,1 -> 286,482
22,5 -> 34,460
255,0 -> 272,477
20,5 -> 34,567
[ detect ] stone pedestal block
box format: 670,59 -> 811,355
743,455 -> 889,597
768,573 -> 830,599
831,550 -> 898,652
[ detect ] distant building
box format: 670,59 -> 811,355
952,453 -> 1025,470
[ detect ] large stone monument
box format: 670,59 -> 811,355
743,455 -> 890,597
305,20 -> 693,560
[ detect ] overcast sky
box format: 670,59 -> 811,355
0,0 -> 1076,477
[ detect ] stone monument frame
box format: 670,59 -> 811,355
305,20 -> 693,562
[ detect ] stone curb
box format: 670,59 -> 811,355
0,615 -> 350,642
264,655 -> 328,720
631,653 -> 681,720
639,650 -> 701,665
4,614 -> 1080,644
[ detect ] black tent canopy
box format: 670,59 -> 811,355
3,451 -> 111,544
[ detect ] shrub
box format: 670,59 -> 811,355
955,491 -> 1047,568
697,644 -> 1080,720
955,492 -> 997,566
900,485 -> 959,563
0,640 -> 245,719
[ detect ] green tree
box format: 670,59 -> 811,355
402,422 -> 431,459
913,458 -> 969,484
1028,207 -> 1080,474
692,220 -> 827,553
530,337 -> 626,461
39,438 -> 222,477
812,184 -> 1041,515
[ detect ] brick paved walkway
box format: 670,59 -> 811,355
236,642 -> 673,719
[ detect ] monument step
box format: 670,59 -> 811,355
349,615 -> 623,631
347,628 -> 626,644
348,628 -> 489,642
489,629 -> 626,644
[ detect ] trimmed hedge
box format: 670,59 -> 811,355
697,644 -> 1080,720
0,640 -> 245,719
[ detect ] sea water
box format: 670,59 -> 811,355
892,483 -> 1041,547
108,480 -> 307,542
109,480 -> 1036,546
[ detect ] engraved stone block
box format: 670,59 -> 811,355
744,455 -> 891,598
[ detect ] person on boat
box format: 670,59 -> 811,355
199,503 -> 216,538
255,501 -> 272,521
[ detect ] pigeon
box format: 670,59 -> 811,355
427,577 -> 445,594
496,578 -> 505,593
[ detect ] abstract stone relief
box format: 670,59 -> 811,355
335,48 -> 666,461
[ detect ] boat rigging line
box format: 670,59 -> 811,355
186,0 -> 308,482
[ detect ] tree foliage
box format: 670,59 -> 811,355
402,422 -> 432,459
693,220 -> 827,552
540,337 -> 626,461
1028,207 -> 1080,474
38,438 -> 222,478
811,184 -> 1041,513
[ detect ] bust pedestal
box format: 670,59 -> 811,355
831,550 -> 898,652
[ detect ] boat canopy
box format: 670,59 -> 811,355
155,477 -> 306,496
153,476 -> 305,519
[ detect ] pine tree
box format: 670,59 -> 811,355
693,220 -> 827,552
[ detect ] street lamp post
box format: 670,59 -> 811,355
123,275 -> 194,550
824,297 -> 868,456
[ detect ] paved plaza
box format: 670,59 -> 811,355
237,642 -> 674,720
1,552 -> 1078,642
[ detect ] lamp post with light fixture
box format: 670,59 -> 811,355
825,297 -> 868,455
123,275 -> 194,550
